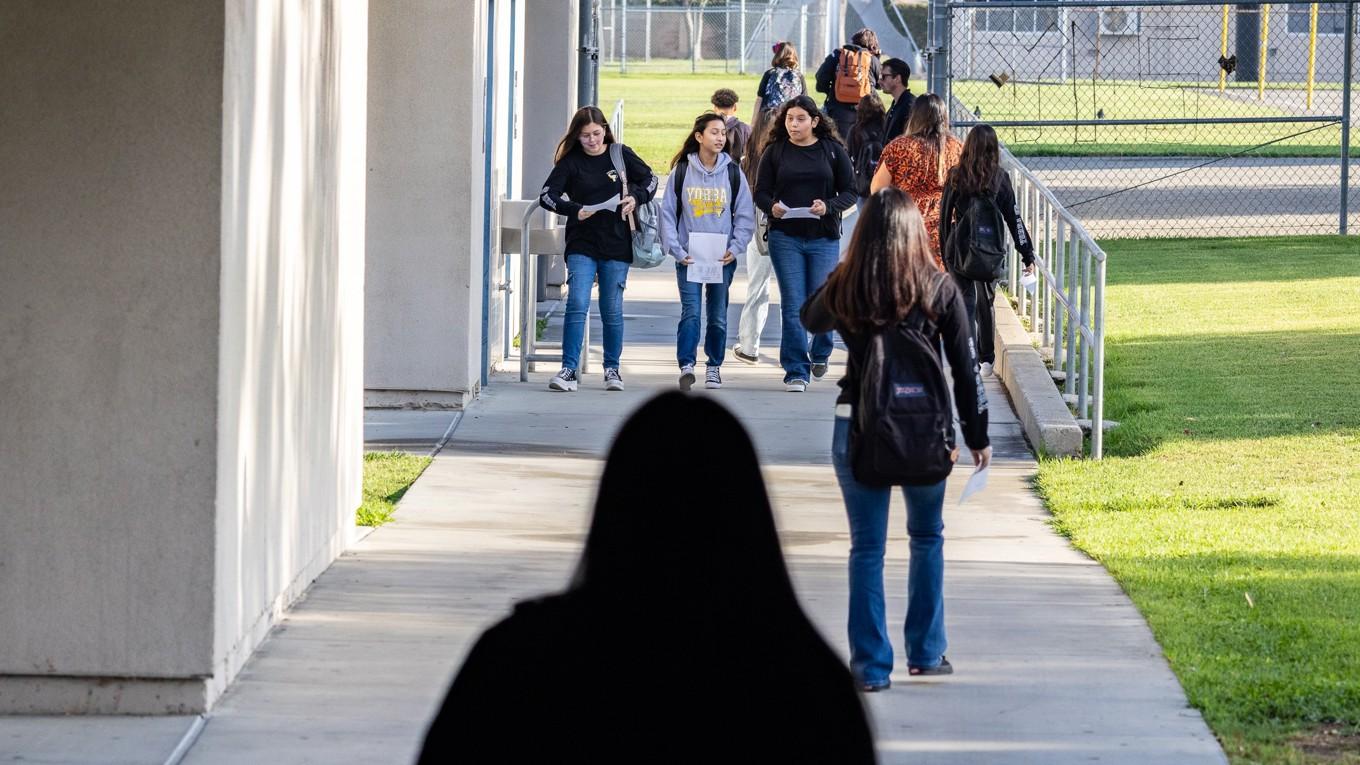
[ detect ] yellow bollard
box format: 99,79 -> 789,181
1307,3 -> 1319,109
1258,4 -> 1270,100
1219,5 -> 1230,92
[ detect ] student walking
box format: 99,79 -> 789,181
710,88 -> 752,164
878,57 -> 916,142
753,96 -> 858,392
871,94 -> 963,269
940,124 -> 1034,377
658,113 -> 756,391
752,41 -> 807,122
814,28 -> 882,140
802,188 -> 992,693
847,93 -> 886,203
733,108 -> 777,365
539,106 -> 657,392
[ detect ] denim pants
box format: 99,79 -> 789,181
953,274 -> 997,365
767,230 -> 839,382
562,253 -> 630,371
831,416 -> 948,683
675,260 -> 738,368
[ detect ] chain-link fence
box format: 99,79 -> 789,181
943,0 -> 1356,237
600,1 -> 833,75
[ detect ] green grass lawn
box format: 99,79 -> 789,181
358,451 -> 432,527
600,64 -> 1354,163
1034,236 -> 1360,763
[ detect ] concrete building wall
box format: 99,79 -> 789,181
0,1 -> 224,687
365,0 -> 489,408
214,0 -> 368,699
0,0 -> 366,714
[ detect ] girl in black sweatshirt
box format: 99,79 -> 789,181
939,124 -> 1034,377
539,106 -> 657,392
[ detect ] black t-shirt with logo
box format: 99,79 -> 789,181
539,145 -> 657,262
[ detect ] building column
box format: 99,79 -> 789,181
0,0 -> 367,714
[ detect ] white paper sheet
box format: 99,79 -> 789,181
581,196 -> 622,213
686,231 -> 727,284
958,466 -> 989,505
778,203 -> 820,220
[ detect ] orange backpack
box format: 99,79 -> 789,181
834,47 -> 873,103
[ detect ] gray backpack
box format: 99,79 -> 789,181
608,143 -> 666,268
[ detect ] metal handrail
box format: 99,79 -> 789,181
998,144 -> 1108,458
611,99 -> 624,142
517,202 -> 587,382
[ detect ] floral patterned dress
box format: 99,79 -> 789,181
877,134 -> 964,268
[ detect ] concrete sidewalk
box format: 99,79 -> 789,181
0,266 -> 1226,764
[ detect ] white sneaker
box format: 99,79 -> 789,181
548,368 -> 578,392
980,362 -> 994,377
604,367 -> 624,391
705,367 -> 722,389
785,379 -> 808,393
678,364 -> 696,391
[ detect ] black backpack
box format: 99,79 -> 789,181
851,298 -> 959,487
672,160 -> 742,223
946,189 -> 1008,282
852,139 -> 882,197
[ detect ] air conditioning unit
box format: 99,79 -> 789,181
1099,8 -> 1141,35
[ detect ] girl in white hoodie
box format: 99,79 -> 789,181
659,113 -> 757,391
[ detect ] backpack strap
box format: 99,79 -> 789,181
672,161 -> 688,223
727,163 -> 740,221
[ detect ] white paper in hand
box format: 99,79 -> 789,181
958,466 -> 989,506
581,196 -> 623,213
778,203 -> 820,220
686,232 -> 727,284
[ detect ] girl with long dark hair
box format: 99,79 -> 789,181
802,188 -> 992,692
940,124 -> 1035,377
539,106 -> 658,392
753,95 -> 858,392
847,92 -> 886,201
870,94 -> 963,269
658,113 -> 756,390
418,394 -> 876,762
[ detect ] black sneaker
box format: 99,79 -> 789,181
908,656 -> 954,676
705,367 -> 722,389
732,345 -> 759,365
603,367 -> 624,391
811,362 -> 829,380
548,368 -> 578,392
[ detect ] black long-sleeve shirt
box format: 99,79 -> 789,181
939,170 -> 1034,268
753,139 -> 858,240
539,144 -> 657,262
802,279 -> 990,450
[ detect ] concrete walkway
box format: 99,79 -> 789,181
0,267 -> 1226,764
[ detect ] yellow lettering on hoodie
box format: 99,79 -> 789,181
686,185 -> 728,219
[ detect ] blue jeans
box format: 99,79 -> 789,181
831,416 -> 948,683
767,230 -> 839,382
675,260 -> 738,368
562,254 -> 630,371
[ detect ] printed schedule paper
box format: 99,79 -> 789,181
581,196 -> 622,213
778,203 -> 819,220
686,232 -> 726,284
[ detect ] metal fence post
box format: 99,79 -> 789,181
645,0 -> 652,63
621,0 -> 628,74
1341,0 -> 1354,234
739,0 -> 747,74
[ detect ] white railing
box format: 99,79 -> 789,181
1000,145 -> 1108,458
611,98 -> 624,142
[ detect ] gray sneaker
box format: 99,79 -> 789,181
705,366 -> 722,389
785,378 -> 808,393
732,345 -> 759,365
811,362 -> 829,380
604,367 -> 624,391
678,364 -> 696,391
548,368 -> 578,392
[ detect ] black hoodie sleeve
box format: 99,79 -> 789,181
936,280 -> 990,450
621,145 -> 658,205
996,173 -> 1034,266
815,53 -> 837,95
801,280 -> 836,334
939,180 -> 959,262
825,142 -> 859,216
754,143 -> 778,216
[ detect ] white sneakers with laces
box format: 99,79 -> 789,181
603,367 -> 624,391
548,368 -> 578,392
678,364 -> 696,391
705,367 -> 722,389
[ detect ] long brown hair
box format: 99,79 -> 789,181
771,41 -> 799,70
849,93 -> 886,151
950,124 -> 1001,196
905,94 -> 951,183
820,188 -> 943,331
850,28 -> 881,57
742,106 -> 776,186
670,112 -> 727,170
554,106 -> 615,163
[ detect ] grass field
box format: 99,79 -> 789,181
600,66 -> 1353,166
358,451 -> 432,527
1034,237 -> 1360,763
